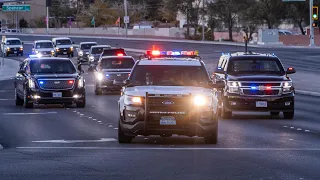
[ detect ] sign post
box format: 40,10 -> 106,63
124,0 -> 128,38
2,36 -> 5,66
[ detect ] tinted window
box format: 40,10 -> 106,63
131,65 -> 209,87
91,47 -> 106,54
81,43 -> 97,50
228,59 -> 285,75
102,49 -> 126,56
35,42 -> 53,49
6,40 -> 21,45
29,60 -> 76,74
100,57 -> 135,69
56,39 -> 71,45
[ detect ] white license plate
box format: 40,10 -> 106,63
14,51 -> 17,53
160,116 -> 176,125
52,92 -> 62,98
63,52 -> 67,54
256,101 -> 267,107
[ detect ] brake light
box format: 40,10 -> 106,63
117,53 -> 124,56
68,80 -> 74,84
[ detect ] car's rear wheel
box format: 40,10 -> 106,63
118,119 -> 134,143
221,103 -> 232,119
270,112 -> 280,116
15,88 -> 23,106
204,112 -> 218,144
76,97 -> 86,108
283,110 -> 294,119
23,89 -> 33,108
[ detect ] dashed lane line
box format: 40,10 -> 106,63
2,112 -> 58,115
0,99 -> 14,100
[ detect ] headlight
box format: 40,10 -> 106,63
124,95 -> 142,105
36,54 -> 42,58
78,77 -> 84,87
193,95 -> 211,106
20,46 -> 23,50
282,81 -> 293,94
96,73 -> 104,81
51,50 -> 54,53
6,47 -> 10,51
70,47 -> 73,51
29,79 -> 35,88
35,50 -> 39,54
56,47 -> 59,51
79,51 -> 83,56
227,81 -> 240,94
89,56 -> 94,61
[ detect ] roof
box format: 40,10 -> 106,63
28,57 -> 71,61
92,45 -> 111,48
52,37 -> 71,40
101,56 -> 133,59
104,47 -> 124,50
223,52 -> 278,58
5,38 -> 20,40
80,42 -> 98,45
34,40 -> 53,43
138,59 -> 202,66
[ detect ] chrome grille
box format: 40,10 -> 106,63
37,79 -> 75,90
240,81 -> 282,96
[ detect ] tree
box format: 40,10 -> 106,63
255,0 -> 287,29
285,2 -> 308,35
50,0 -> 76,28
19,18 -> 28,28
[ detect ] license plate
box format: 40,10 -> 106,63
52,92 -> 62,98
86,52 -> 89,54
14,51 -> 17,53
160,116 -> 176,125
63,52 -> 67,55
256,101 -> 267,107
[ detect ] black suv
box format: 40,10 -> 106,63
212,52 -> 295,119
94,56 -> 135,94
14,57 -> 86,108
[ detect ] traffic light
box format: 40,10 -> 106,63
312,6 -> 318,20
312,21 -> 318,27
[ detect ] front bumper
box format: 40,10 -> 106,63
56,48 -> 73,55
27,88 -> 85,104
120,105 -> 217,137
96,80 -> 123,90
7,49 -> 23,54
224,93 -> 294,112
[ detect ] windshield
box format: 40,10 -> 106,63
56,39 -> 72,45
6,40 -> 21,45
91,47 -> 108,54
81,43 -> 97,50
29,60 -> 76,74
100,57 -> 135,69
228,59 -> 285,75
130,65 -> 209,86
35,42 -> 53,49
102,49 -> 126,56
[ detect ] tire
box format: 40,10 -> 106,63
76,97 -> 86,108
23,89 -> 33,108
95,87 -> 102,95
204,112 -> 218,144
283,111 -> 294,119
270,112 -> 280,116
15,88 -> 23,106
118,119 -> 134,143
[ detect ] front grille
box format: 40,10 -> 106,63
242,89 -> 280,96
10,48 -> 20,51
148,97 -> 190,106
37,79 -> 75,90
241,82 -> 281,86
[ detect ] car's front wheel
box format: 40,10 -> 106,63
23,89 -> 33,108
283,110 -> 294,119
118,119 -> 134,143
221,103 -> 232,119
15,88 -> 23,106
204,112 -> 218,144
76,96 -> 86,108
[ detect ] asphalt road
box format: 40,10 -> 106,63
0,38 -> 320,180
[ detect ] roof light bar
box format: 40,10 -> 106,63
145,50 -> 199,59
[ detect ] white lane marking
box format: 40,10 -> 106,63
290,127 -> 295,129
88,117 -> 92,119
283,126 -> 287,128
93,119 -> 97,121
114,128 -> 118,130
31,138 -> 117,143
0,90 -> 14,93
0,99 -> 14,100
2,112 -> 57,115
73,110 -> 77,112
108,125 -> 113,128
80,114 -> 84,116
305,130 -> 310,132
297,128 -> 302,131
97,121 -> 102,123
86,84 -> 95,87
15,147 -> 320,151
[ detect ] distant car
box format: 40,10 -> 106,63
77,42 -> 98,64
88,45 -> 112,71
32,40 -> 55,57
94,56 -> 135,94
14,57 -> 86,108
52,37 -> 75,57
278,30 -> 295,35
1,37 -> 24,56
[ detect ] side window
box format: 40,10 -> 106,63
217,56 -> 224,69
223,58 -> 229,71
220,57 -> 227,70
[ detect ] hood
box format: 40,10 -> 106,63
35,48 -> 54,52
6,45 -> 22,48
56,45 -> 73,48
125,86 -> 212,97
227,74 -> 289,81
102,69 -> 131,73
32,73 -> 79,79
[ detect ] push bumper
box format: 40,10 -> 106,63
224,93 -> 294,112
27,88 -> 85,104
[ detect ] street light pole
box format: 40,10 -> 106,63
202,0 -> 205,41
46,6 -> 49,34
310,0 -> 315,46
124,0 -> 128,38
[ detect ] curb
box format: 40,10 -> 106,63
6,33 -> 320,49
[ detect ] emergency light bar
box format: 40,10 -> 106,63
29,54 -> 43,58
143,50 -> 199,60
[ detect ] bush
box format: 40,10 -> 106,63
19,18 -> 29,28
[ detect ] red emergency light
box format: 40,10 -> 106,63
68,80 -> 74,84
117,53 -> 124,56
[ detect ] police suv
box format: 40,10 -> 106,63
117,50 -> 224,144
94,54 -> 135,94
212,52 -> 295,119
14,55 -> 86,108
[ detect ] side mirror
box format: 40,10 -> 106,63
286,67 -> 296,74
214,67 -> 225,74
22,42 -> 24,45
72,41 -> 75,44
18,70 -> 25,74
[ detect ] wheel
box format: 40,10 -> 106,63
23,89 -> 33,108
204,112 -> 218,144
95,87 -> 102,95
15,88 -> 23,106
118,119 -> 134,143
221,103 -> 232,119
283,111 -> 294,119
270,112 -> 280,116
76,97 -> 86,108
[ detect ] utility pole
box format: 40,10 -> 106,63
202,0 -> 205,41
124,0 -> 128,38
310,0 -> 315,46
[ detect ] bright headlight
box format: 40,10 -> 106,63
227,81 -> 240,94
89,56 -> 94,61
194,95 -> 207,106
35,50 -> 39,54
282,81 -> 293,94
79,51 -> 83,56
29,79 -> 35,88
70,47 -> 74,51
51,50 -> 54,53
96,73 -> 103,81
56,47 -> 59,51
78,77 -> 84,87
124,96 -> 142,105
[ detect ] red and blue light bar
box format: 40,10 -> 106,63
145,50 -> 199,57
